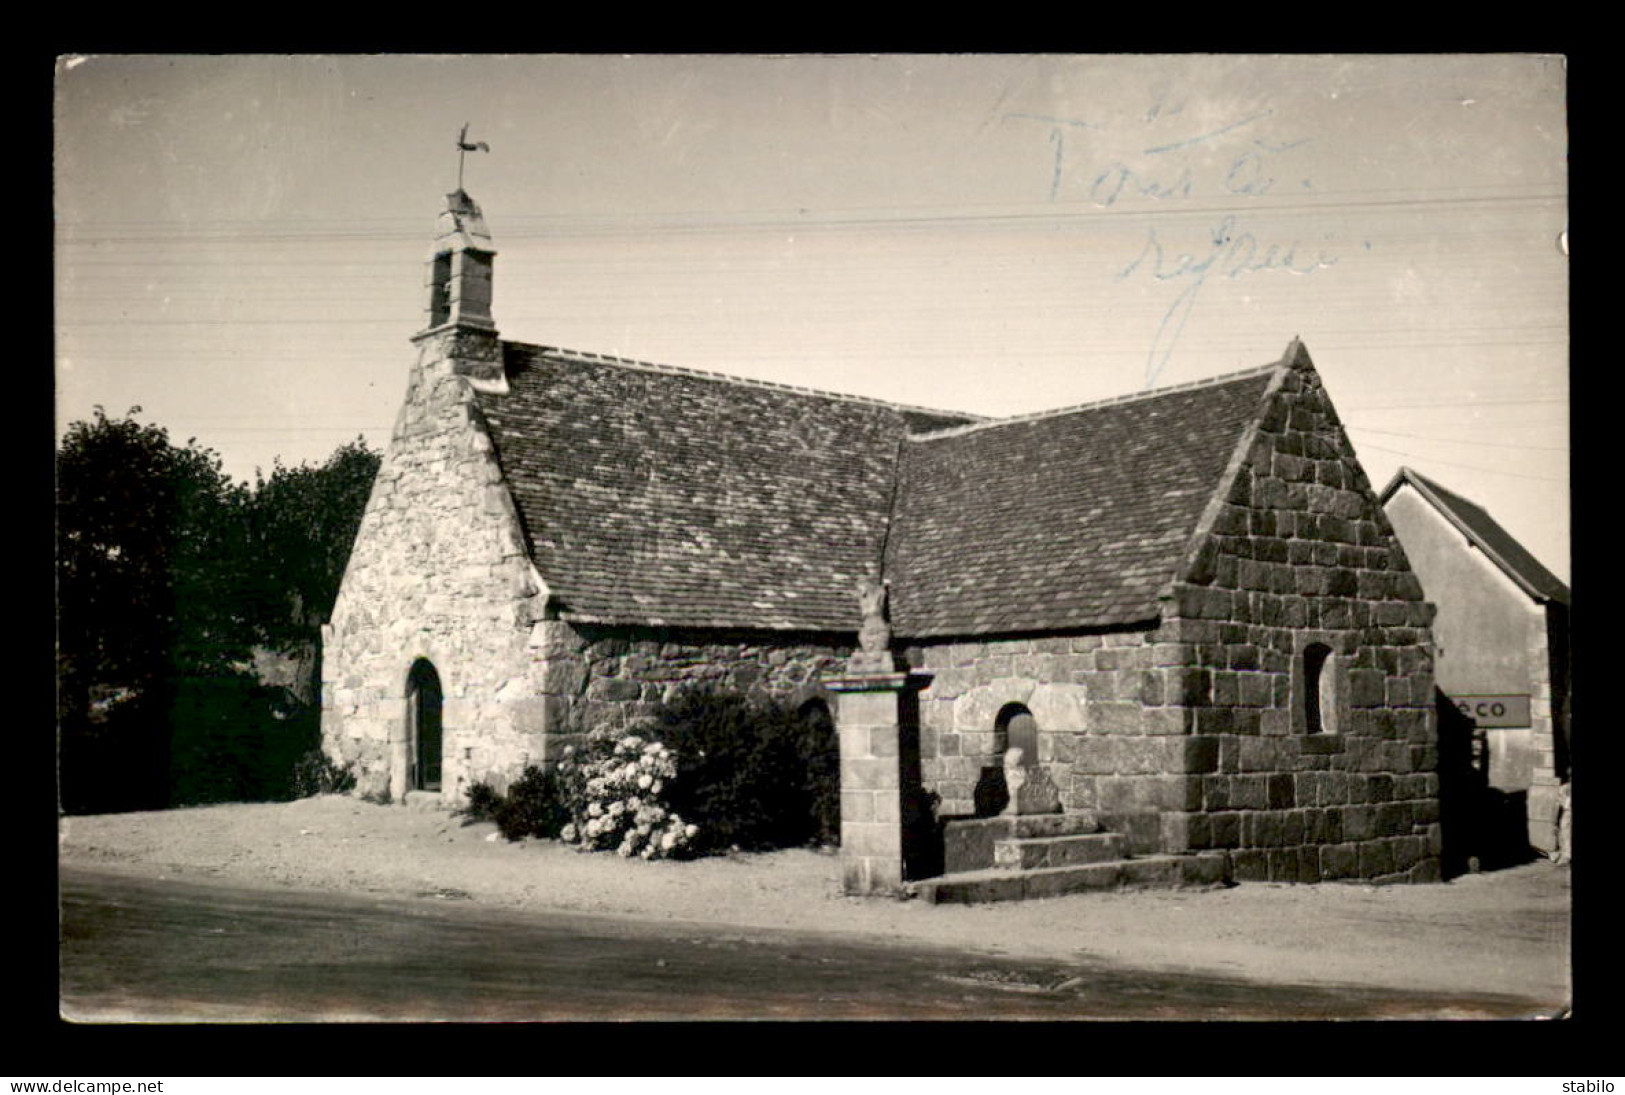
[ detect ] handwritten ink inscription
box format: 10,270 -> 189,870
1008,95 -> 1339,386
1117,216 -> 1336,389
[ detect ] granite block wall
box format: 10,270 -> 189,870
1148,356 -> 1442,883
898,359 -> 1444,883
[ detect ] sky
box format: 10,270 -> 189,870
54,54 -> 1569,581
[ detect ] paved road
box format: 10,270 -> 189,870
60,867 -> 1555,1021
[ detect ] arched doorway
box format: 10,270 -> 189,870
406,659 -> 443,793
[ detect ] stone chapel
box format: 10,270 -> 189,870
322,189 -> 1446,899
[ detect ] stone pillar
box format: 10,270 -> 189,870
825,671 -> 926,896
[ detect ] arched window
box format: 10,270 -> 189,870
406,658 -> 444,792
1303,643 -> 1337,735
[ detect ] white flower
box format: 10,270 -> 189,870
684,823 -> 698,839
561,823 -> 577,842
661,832 -> 677,850
587,801 -> 602,817
651,780 -> 663,795
608,801 -> 624,816
637,773 -> 653,789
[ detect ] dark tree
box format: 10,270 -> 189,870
57,410 -> 380,812
57,408 -> 257,811
244,439 -> 380,703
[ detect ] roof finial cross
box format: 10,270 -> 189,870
456,123 -> 490,191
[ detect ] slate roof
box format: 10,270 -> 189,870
477,342 -> 1278,638
1380,467 -> 1570,606
885,369 -> 1275,636
475,344 -> 977,631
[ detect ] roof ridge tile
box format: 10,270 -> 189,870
904,361 -> 1283,441
505,340 -> 990,422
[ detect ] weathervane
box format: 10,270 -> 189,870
456,123 -> 490,190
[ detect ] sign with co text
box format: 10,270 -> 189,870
1451,695 -> 1531,729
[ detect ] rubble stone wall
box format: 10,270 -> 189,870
531,620 -> 852,752
321,350 -> 549,803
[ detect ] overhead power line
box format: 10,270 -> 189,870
1341,397 -> 1567,411
1350,439 -> 1567,483
54,189 -> 1567,245
1344,424 -> 1567,452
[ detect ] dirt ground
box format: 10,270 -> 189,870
57,795 -> 1572,1005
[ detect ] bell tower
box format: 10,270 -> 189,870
410,187 -> 505,390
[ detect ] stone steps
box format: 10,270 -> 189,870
1004,811 -> 1103,838
993,830 -> 1126,871
927,809 -> 1232,904
943,811 -> 1103,874
913,852 -> 1232,905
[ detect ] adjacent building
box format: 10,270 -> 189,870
1379,467 -> 1571,854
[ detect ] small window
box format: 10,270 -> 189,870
1304,643 -> 1337,735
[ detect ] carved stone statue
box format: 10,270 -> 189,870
850,575 -> 895,673
1002,747 -> 1028,805
858,576 -> 890,650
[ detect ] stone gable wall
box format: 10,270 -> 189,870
321,352 -> 549,803
1151,361 -> 1442,883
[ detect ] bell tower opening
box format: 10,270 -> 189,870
428,252 -> 453,328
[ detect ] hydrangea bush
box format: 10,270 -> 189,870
555,725 -> 698,860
